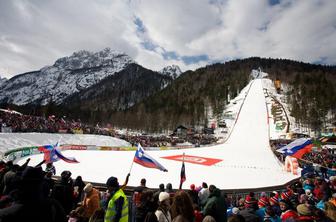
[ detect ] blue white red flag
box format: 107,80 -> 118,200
133,144 -> 168,172
39,142 -> 79,164
277,138 -> 313,159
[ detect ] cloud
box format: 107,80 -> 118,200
0,0 -> 335,78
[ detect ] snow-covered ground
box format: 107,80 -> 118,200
3,77 -> 300,190
0,133 -> 130,151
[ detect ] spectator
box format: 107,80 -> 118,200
45,162 -> 56,175
203,185 -> 227,222
51,170 -> 74,215
171,190 -> 194,222
105,176 -> 128,222
155,192 -> 171,222
279,199 -> 298,221
198,182 -> 209,208
187,184 -> 198,204
79,183 -> 100,221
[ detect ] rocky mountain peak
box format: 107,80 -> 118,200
159,65 -> 182,79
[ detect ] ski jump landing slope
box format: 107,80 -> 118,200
18,79 -> 299,190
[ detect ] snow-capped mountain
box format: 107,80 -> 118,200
159,65 -> 182,79
0,48 -> 135,105
0,76 -> 7,89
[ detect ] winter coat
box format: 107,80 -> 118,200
238,208 -> 259,222
82,188 -> 101,219
155,208 -> 172,222
203,188 -> 227,222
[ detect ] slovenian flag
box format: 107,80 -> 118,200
277,138 -> 313,159
134,144 -> 168,172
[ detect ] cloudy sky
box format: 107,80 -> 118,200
0,0 -> 335,78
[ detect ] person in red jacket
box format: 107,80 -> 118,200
279,199 -> 298,221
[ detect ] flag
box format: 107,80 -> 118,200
179,158 -> 186,190
40,142 -> 79,164
133,144 -> 168,172
276,138 -> 313,159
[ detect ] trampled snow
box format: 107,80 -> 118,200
3,78 -> 300,190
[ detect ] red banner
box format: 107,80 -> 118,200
162,155 -> 222,166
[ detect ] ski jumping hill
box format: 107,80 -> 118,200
10,78 -> 299,190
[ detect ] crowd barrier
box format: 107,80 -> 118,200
2,144 -> 207,162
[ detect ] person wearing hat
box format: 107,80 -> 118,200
256,196 -> 269,221
279,199 -> 298,221
155,192 -> 172,222
104,176 -> 128,222
296,203 -> 314,221
187,184 -> 198,204
78,183 -> 100,221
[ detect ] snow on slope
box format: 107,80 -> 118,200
14,78 -> 299,189
0,48 -> 135,105
0,133 -> 130,151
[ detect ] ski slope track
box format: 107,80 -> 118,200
13,79 -> 299,190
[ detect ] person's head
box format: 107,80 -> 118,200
61,170 -> 71,181
46,162 -> 53,168
202,182 -> 208,188
296,203 -> 313,216
106,176 -> 119,192
159,191 -> 170,207
190,184 -> 195,190
166,183 -> 172,192
141,178 -> 146,186
83,183 -> 93,194
209,185 -> 216,193
171,190 -> 194,221
269,196 -> 278,206
279,199 -> 291,212
258,197 -> 269,208
159,183 -> 165,191
202,215 -> 216,222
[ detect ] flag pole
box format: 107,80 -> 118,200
128,144 -> 138,174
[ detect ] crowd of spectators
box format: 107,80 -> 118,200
0,111 -> 87,133
0,110 -> 218,147
0,159 -> 335,222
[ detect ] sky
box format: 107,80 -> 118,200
0,0 -> 336,78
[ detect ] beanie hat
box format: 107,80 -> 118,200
269,196 -> 278,205
281,190 -> 292,200
106,176 -> 119,188
159,192 -> 170,202
297,204 -> 312,216
258,197 -> 269,208
245,195 -> 257,208
84,183 -> 93,193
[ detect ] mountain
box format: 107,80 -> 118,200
61,63 -> 173,122
159,65 -> 182,79
0,48 -> 135,105
0,76 -> 7,89
106,58 -> 336,132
